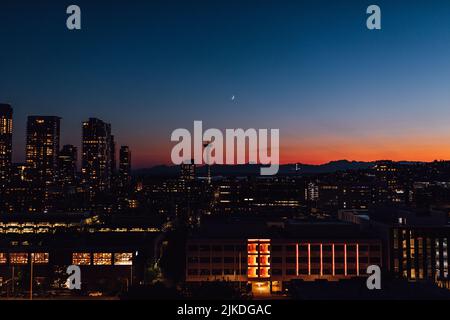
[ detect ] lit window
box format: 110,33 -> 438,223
248,267 -> 258,278
248,255 -> 258,266
0,253 -> 6,264
248,244 -> 258,254
260,255 -> 270,266
260,244 -> 270,254
259,267 -> 270,278
114,253 -> 133,265
72,253 -> 91,265
33,253 -> 49,264
10,253 -> 28,264
93,253 -> 112,265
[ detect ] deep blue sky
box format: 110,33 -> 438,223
1,0 -> 450,167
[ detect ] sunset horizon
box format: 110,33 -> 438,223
3,0 -> 450,169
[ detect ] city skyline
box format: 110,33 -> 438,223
2,0 -> 450,167
3,0 -> 450,304
3,104 -> 450,169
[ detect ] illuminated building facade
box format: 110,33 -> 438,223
0,250 -> 137,290
306,182 -> 319,201
340,207 -> 450,287
82,118 -> 113,193
0,104 -> 13,189
180,160 -> 196,182
0,213 -> 161,291
25,116 -> 61,186
185,219 -> 382,294
391,227 -> 450,282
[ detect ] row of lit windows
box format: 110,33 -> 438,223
72,253 -> 133,266
248,243 -> 270,254
0,252 -> 132,265
248,255 -> 270,266
0,226 -> 159,234
0,222 -> 74,227
0,253 -> 49,264
248,266 -> 270,278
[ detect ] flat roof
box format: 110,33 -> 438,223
190,216 -> 379,240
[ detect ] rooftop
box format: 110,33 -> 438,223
191,216 -> 378,240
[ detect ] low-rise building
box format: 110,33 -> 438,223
186,217 -> 382,294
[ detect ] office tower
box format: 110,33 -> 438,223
0,104 -> 13,188
119,146 -> 131,187
306,182 -> 319,201
58,144 -> 77,187
26,116 -> 61,186
110,135 -> 116,175
82,118 -> 113,192
181,159 -> 196,182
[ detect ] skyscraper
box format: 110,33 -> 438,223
180,159 -> 196,182
0,104 -> 13,188
110,134 -> 116,176
26,116 -> 61,186
119,146 -> 131,188
58,144 -> 77,188
82,118 -> 113,192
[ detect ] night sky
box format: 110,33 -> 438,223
1,0 -> 450,167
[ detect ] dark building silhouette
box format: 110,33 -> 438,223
58,144 -> 77,188
110,135 -> 116,176
82,118 -> 113,193
0,104 -> 13,188
119,146 -> 131,187
25,116 -> 61,186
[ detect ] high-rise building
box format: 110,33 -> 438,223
82,118 -> 113,192
306,182 -> 319,201
0,104 -> 13,188
110,135 -> 116,176
119,146 -> 131,188
26,116 -> 61,186
58,144 -> 77,187
180,159 -> 196,182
